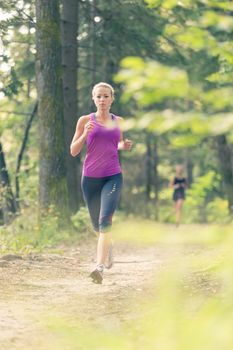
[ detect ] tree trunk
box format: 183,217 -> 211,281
35,0 -> 68,219
90,0 -> 96,85
15,103 -> 38,206
215,135 -> 233,215
0,142 -> 17,225
186,157 -> 193,185
145,132 -> 159,219
61,0 -> 80,214
145,134 -> 152,201
153,138 -> 159,220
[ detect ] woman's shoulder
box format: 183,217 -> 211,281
115,115 -> 124,121
111,113 -> 123,121
80,114 -> 91,121
76,114 -> 91,125
113,115 -> 124,127
75,115 -> 91,131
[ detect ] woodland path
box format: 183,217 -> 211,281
0,230 -> 217,350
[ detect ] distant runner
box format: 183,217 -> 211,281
170,165 -> 188,227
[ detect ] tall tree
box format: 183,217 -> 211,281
215,135 -> 233,215
90,0 -> 96,87
145,132 -> 159,219
15,103 -> 38,205
61,0 -> 80,214
0,142 -> 17,225
35,0 -> 68,219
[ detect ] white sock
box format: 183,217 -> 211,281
96,264 -> 104,272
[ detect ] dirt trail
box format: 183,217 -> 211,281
0,239 -> 209,349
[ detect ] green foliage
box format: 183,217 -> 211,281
71,206 -> 93,235
114,0 -> 233,220
116,0 -> 233,134
206,197 -> 229,223
146,0 -> 192,9
116,56 -> 233,137
0,1 -> 36,100
188,170 -> 218,200
184,171 -> 222,222
0,207 -> 82,254
1,68 -> 23,97
116,57 -> 190,106
1,0 -> 233,225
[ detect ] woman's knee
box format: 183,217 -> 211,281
99,214 -> 113,232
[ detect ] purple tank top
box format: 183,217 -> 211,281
83,113 -> 122,178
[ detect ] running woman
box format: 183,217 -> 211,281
70,82 -> 132,284
170,165 -> 188,227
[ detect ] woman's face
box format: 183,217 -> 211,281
176,165 -> 183,176
92,87 -> 113,111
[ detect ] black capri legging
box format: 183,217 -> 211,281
81,173 -> 123,232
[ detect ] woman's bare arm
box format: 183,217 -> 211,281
170,178 -> 179,189
70,115 -> 94,157
169,178 -> 175,189
116,117 -> 133,151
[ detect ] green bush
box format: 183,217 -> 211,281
206,198 -> 230,224
0,206 -> 88,255
71,206 -> 93,235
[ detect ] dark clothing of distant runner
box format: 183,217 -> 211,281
172,177 -> 187,201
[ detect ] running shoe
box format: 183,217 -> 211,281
89,268 -> 103,284
105,243 -> 114,269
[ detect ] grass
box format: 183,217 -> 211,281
0,206 -> 92,255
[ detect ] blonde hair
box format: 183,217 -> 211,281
92,82 -> 115,99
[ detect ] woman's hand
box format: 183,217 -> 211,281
124,139 -> 133,150
174,184 -> 180,189
118,139 -> 133,151
83,120 -> 95,137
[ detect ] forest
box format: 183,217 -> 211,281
1,1 -> 233,349
1,0 -> 233,227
